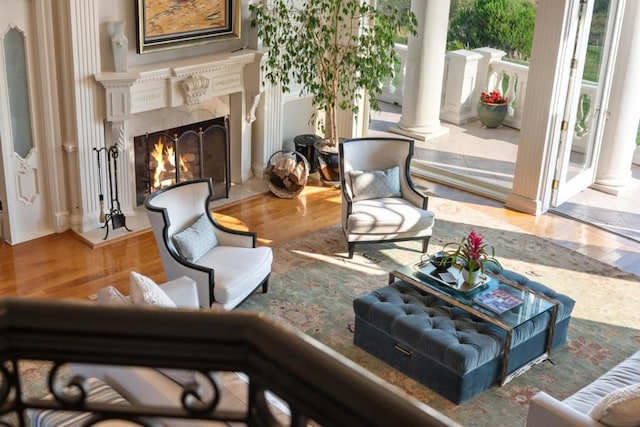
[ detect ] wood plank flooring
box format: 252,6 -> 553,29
0,175 -> 638,301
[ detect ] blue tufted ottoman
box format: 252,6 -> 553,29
353,270 -> 575,404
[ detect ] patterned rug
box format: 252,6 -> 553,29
240,196 -> 640,427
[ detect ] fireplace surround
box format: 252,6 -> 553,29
91,50 -> 271,236
133,117 -> 230,206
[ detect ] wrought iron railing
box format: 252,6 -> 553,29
0,298 -> 458,427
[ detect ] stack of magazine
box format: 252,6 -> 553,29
473,288 -> 523,314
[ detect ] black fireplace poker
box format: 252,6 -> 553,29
94,144 -> 132,240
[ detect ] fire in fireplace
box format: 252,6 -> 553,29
134,117 -> 229,205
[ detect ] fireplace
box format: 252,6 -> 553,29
133,117 -> 230,205
88,51 -> 273,237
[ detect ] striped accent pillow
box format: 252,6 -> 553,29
28,377 -> 130,427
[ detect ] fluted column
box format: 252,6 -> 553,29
593,0 -> 640,193
35,0 -> 68,233
252,82 -> 284,177
68,0 -> 106,232
391,0 -> 450,141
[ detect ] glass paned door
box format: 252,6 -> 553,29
0,0 -> 50,244
552,0 -> 620,206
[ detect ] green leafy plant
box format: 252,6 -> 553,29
250,0 -> 417,150
443,230 -> 502,275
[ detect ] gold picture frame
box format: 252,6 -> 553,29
136,0 -> 240,53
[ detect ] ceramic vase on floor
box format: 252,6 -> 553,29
477,102 -> 508,128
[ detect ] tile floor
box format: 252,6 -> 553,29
369,102 -> 640,244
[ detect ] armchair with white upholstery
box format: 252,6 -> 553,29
339,137 -> 436,259
144,178 -> 272,310
526,350 -> 640,427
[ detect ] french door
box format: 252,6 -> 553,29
0,0 -> 50,244
551,0 -> 621,206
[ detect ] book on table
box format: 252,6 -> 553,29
473,288 -> 523,314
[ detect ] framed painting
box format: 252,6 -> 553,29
136,0 -> 240,53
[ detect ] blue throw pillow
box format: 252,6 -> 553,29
349,166 -> 401,201
171,213 -> 218,263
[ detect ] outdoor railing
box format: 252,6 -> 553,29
0,297 -> 458,427
380,44 -> 597,141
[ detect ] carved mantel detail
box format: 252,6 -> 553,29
182,74 -> 210,105
246,92 -> 261,123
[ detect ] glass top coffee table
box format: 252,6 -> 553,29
390,260 -> 559,385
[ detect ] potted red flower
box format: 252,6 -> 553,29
478,90 -> 508,128
480,90 -> 508,105
443,230 -> 502,286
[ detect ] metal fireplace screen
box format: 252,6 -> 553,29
134,117 -> 229,205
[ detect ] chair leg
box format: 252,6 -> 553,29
422,236 -> 431,254
348,242 -> 355,259
262,275 -> 270,294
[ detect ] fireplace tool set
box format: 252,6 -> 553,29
94,145 -> 132,240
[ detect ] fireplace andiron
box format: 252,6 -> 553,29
94,145 -> 132,240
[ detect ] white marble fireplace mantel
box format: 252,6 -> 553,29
95,50 -> 261,120
85,50 -> 263,235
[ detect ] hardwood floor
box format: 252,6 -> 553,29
1,175 -> 638,301
0,175 -> 342,300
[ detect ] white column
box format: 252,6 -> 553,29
252,82 -> 284,178
35,0 -> 68,233
391,0 -> 450,141
593,0 -> 640,194
95,73 -> 139,218
68,0 -> 106,232
230,91 -> 253,183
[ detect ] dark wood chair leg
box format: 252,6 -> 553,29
262,275 -> 270,293
348,242 -> 355,259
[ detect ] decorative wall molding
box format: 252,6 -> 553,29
97,51 -> 258,116
172,53 -> 255,78
182,74 -> 210,105
111,121 -> 126,152
246,91 -> 261,123
95,73 -> 139,121
14,150 -> 39,205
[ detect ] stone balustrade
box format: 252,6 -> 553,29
379,45 -> 598,142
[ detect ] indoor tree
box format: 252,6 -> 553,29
250,0 -> 417,152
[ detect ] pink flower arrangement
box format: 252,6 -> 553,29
480,90 -> 508,105
443,230 -> 502,274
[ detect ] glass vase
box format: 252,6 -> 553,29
462,266 -> 482,287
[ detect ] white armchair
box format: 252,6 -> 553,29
526,350 -> 640,427
144,178 -> 273,310
339,137 -> 436,259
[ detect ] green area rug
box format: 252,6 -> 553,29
241,196 -> 640,427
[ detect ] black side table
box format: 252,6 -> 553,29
293,134 -> 322,173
